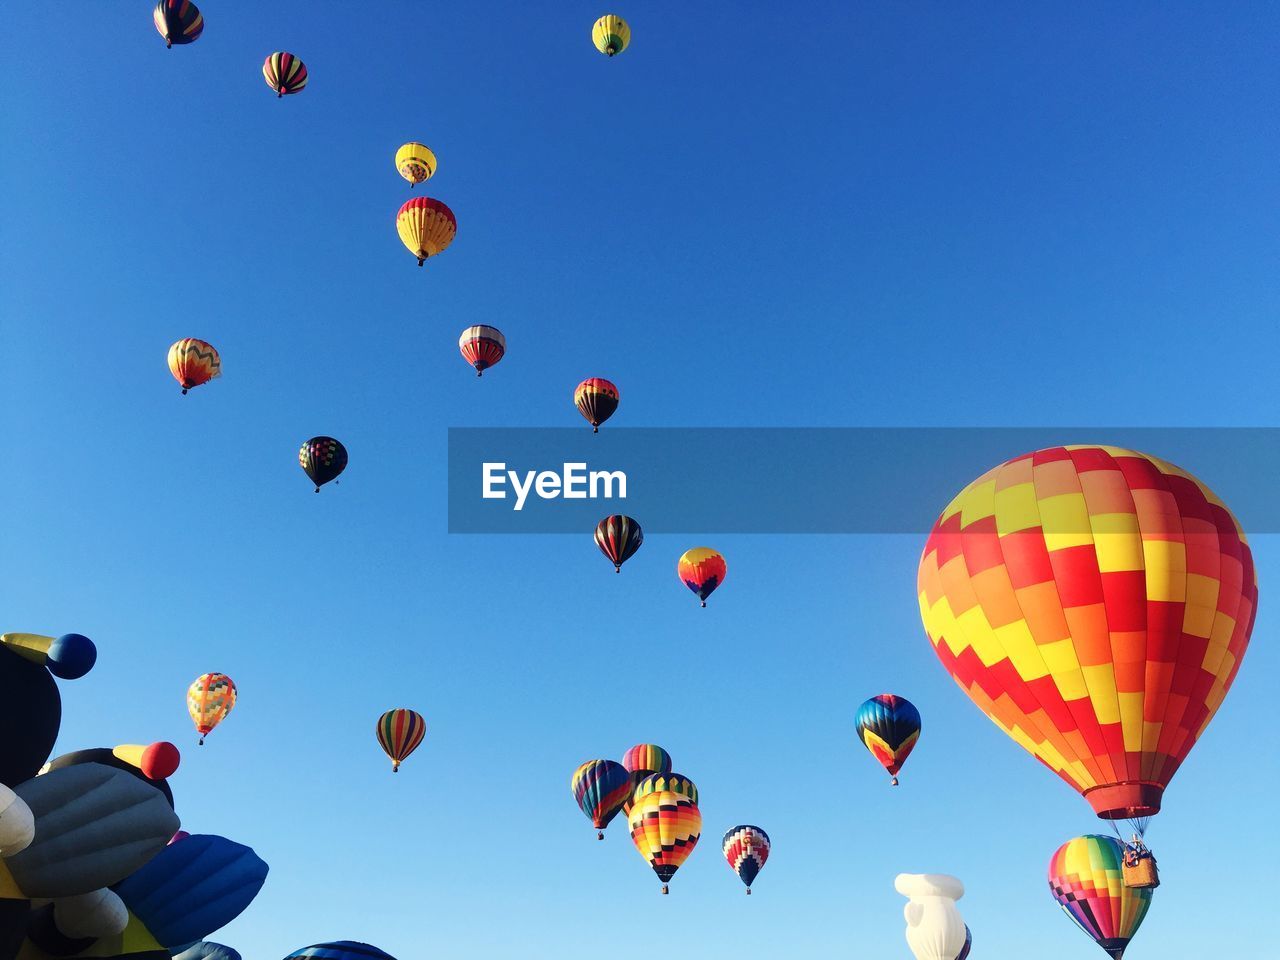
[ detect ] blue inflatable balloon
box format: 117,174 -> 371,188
174,942 -> 243,960
283,943 -> 398,960
47,634 -> 96,679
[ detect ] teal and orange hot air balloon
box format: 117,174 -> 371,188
375,709 -> 426,772
300,437 -> 347,492
167,338 -> 220,394
263,52 -> 307,97
187,673 -> 236,745
723,824 -> 770,894
1048,835 -> 1153,959
570,759 -> 631,839
677,548 -> 726,607
629,790 -> 701,895
153,0 -> 203,48
918,446 -> 1257,829
855,694 -> 921,786
574,378 -> 618,432
595,515 -> 642,572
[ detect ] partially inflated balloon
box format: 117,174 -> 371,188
375,709 -> 425,772
395,142 -> 437,188
283,942 -> 397,960
458,325 -> 505,377
153,0 -> 202,48
263,52 -> 307,97
167,339 -> 220,395
574,378 -> 618,432
855,694 -> 921,786
187,674 -> 236,745
299,437 -> 347,492
918,446 -> 1256,821
595,515 -> 642,572
628,790 -> 700,894
677,548 -> 726,607
722,825 -> 769,893
1048,835 -> 1153,959
592,15 -> 630,56
570,760 -> 631,839
396,197 -> 456,266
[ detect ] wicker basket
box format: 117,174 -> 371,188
1123,855 -> 1160,889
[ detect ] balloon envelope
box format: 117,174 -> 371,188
167,339 -> 220,393
855,694 -> 922,783
628,790 -> 701,891
375,709 -> 426,772
396,197 -> 456,265
458,325 -> 505,376
187,674 -> 236,743
395,142 -> 437,187
153,0 -> 203,47
592,15 -> 630,56
677,548 -> 726,606
263,52 -> 307,96
1048,835 -> 1152,959
722,824 -> 770,890
0,645 -> 60,786
174,942 -> 243,960
574,378 -> 619,431
594,516 -> 643,572
299,437 -> 347,491
282,942 -> 397,960
571,759 -> 631,834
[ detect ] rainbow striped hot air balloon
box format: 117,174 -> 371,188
375,709 -> 426,772
263,52 -> 307,97
1048,835 -> 1153,959
723,824 -> 770,894
855,694 -> 921,786
629,790 -> 701,894
621,742 -> 671,816
570,759 -> 631,839
187,673 -> 236,745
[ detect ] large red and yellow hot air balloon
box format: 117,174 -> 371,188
396,197 -> 456,266
375,709 -> 426,772
187,673 -> 236,745
917,446 -> 1256,825
263,52 -> 307,97
628,789 -> 701,894
167,338 -> 220,394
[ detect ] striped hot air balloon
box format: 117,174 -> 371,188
595,515 -> 643,572
677,547 -> 726,607
187,674 -> 236,745
263,52 -> 307,97
917,446 -> 1256,824
458,325 -> 505,377
375,709 -> 426,773
574,378 -> 619,432
396,197 -> 456,266
855,694 -> 922,786
153,0 -> 203,48
570,759 -> 631,839
1048,835 -> 1153,959
395,142 -> 437,188
629,790 -> 701,894
722,824 -> 770,894
299,437 -> 347,492
621,743 -> 671,816
167,338 -> 220,394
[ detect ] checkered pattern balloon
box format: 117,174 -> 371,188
628,790 -> 701,893
187,673 -> 236,745
1048,835 -> 1152,959
722,824 -> 770,892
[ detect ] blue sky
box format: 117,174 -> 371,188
1,2 -> 1277,957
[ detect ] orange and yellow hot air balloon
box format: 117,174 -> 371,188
167,338 -> 221,394
396,197 -> 456,266
677,548 -> 726,607
628,789 -> 701,894
917,446 -> 1256,825
187,673 -> 237,745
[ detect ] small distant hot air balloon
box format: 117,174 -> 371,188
375,709 -> 426,773
855,694 -> 922,786
396,197 -> 456,266
620,742 -> 671,816
458,325 -> 505,377
592,15 -> 630,56
299,437 -> 347,492
153,0 -> 203,48
723,825 -> 769,894
186,673 -> 236,745
677,548 -> 726,607
574,378 -> 619,432
263,52 -> 307,98
570,759 -> 631,840
167,339 -> 220,395
595,515 -> 642,572
629,790 -> 700,894
395,142 -> 437,188
1049,835 -> 1153,959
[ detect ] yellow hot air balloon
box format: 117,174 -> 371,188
628,789 -> 701,894
395,197 -> 457,266
395,142 -> 437,189
592,15 -> 630,57
187,673 -> 236,745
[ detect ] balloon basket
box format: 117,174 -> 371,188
746,888 -> 752,895
891,776 -> 899,786
1123,855 -> 1159,889
596,831 -> 604,841
661,884 -> 668,895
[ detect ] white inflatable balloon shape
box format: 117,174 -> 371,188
895,873 -> 968,960
0,785 -> 35,856
53,888 -> 129,939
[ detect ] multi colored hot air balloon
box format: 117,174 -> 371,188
167,338 -> 220,394
592,15 -> 630,56
375,709 -> 425,772
722,824 -> 769,894
855,694 -> 922,786
629,790 -> 700,894
633,772 -> 697,806
1048,835 -> 1153,959
917,446 -> 1256,825
595,515 -> 643,572
574,378 -> 619,432
621,742 -> 671,815
395,142 -> 437,188
396,197 -> 456,266
677,548 -> 726,607
299,436 -> 347,492
187,673 -> 236,745
570,759 -> 631,839
263,52 -> 307,97
458,325 -> 505,377
153,0 -> 203,48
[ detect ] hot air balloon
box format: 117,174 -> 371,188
722,824 -> 769,894
629,790 -> 700,894
299,436 -> 347,492
375,709 -> 426,772
595,515 -> 642,572
284,942 -> 398,960
592,15 -> 630,56
187,673 -> 236,745
633,772 -> 697,805
167,339 -> 221,395
677,548 -> 726,607
396,197 -> 456,266
395,142 -> 437,188
917,446 -> 1256,827
153,0 -> 203,48
1048,835 -> 1153,959
574,378 -> 619,432
263,52 -> 307,97
570,759 -> 631,840
621,743 -> 671,816
458,325 -> 505,377
896,874 -> 969,960
855,694 -> 922,786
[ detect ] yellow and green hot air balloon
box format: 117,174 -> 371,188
395,142 -> 437,189
592,15 -> 630,57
